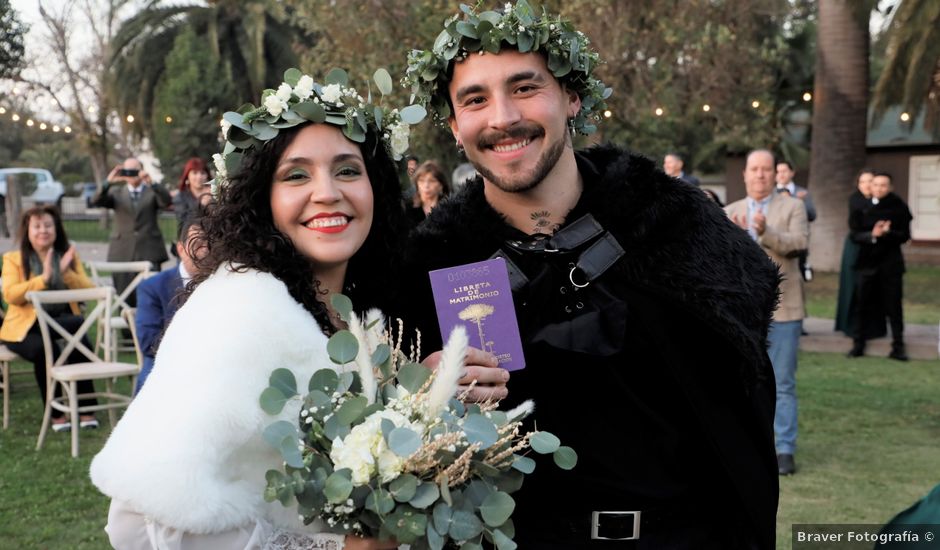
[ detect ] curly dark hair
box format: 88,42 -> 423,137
187,123 -> 408,334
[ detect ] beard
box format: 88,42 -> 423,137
469,121 -> 568,193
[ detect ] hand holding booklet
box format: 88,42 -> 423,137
428,257 -> 525,371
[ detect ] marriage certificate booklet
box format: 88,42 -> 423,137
428,257 -> 525,371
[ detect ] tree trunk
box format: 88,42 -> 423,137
807,1 -> 870,271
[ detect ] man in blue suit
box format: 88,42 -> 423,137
135,214 -> 202,392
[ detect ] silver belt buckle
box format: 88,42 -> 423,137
591,510 -> 641,540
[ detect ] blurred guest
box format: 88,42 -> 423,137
92,157 -> 172,305
401,155 -> 420,202
134,212 -> 204,393
835,169 -> 885,338
1,206 -> 98,431
663,152 -> 700,186
172,157 -> 212,233
726,149 -> 809,476
775,160 -> 816,282
407,160 -> 450,226
451,162 -> 477,191
848,172 -> 913,361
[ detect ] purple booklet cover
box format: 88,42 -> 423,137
428,257 -> 525,371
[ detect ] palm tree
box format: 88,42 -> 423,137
871,0 -> 940,133
109,0 -> 304,139
806,0 -> 875,271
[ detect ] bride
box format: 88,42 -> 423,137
91,70 -> 415,549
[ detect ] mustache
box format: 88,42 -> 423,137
477,122 -> 545,148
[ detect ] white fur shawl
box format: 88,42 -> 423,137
90,266 -> 337,535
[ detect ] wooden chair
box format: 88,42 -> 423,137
0,344 -> 20,429
29,287 -> 139,457
122,308 -> 143,395
87,261 -> 152,358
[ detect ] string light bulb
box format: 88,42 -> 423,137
654,107 -> 664,116
603,110 -> 612,118
900,112 -> 911,122
26,119 -> 34,127
702,104 -> 711,112
0,107 -> 5,114
52,125 -> 60,132
39,122 -> 47,130
11,113 -> 20,121
802,92 -> 812,102
64,126 -> 72,133
751,100 -> 760,109
165,115 -> 173,124
126,114 -> 135,123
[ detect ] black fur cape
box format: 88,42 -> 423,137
401,143 -> 781,547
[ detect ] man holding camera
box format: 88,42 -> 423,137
92,157 -> 171,305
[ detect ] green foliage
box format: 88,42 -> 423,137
150,25 -> 235,182
0,0 -> 27,80
871,0 -> 940,135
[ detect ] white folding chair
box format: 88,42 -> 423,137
122,308 -> 144,394
29,287 -> 139,457
88,261 -> 152,358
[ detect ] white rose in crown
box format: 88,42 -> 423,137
320,83 -> 344,104
293,75 -> 315,100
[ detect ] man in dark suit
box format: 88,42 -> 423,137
663,152 -> 701,186
134,214 -> 202,392
92,157 -> 171,305
848,171 -> 913,361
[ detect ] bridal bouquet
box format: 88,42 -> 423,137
260,296 -> 575,549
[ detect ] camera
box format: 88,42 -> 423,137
119,168 -> 140,177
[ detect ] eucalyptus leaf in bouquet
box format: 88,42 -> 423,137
261,295 -> 575,549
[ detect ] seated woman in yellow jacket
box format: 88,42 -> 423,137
1,205 -> 98,431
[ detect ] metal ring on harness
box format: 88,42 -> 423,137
569,265 -> 590,288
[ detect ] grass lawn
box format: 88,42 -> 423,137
805,265 -> 939,326
62,216 -> 178,244
0,351 -> 937,548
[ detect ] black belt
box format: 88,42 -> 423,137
532,502 -> 703,543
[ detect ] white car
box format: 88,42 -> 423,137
0,168 -> 66,208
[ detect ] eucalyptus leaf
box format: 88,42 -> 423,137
260,386 -> 289,415
283,68 -> 302,86
397,362 -> 432,393
399,104 -> 427,124
269,368 -> 297,398
432,29 -> 452,53
553,446 -> 578,470
223,111 -> 251,131
371,344 -> 390,366
494,469 -> 524,494
325,67 -> 349,86
365,488 -> 395,514
325,114 -> 348,125
492,528 -> 518,550
327,330 -> 359,364
463,479 -> 492,507
463,414 -> 499,449
389,473 -> 419,502
308,369 -> 339,394
388,427 -> 422,457
426,520 -> 445,550
279,435 -> 304,469
334,395 -> 368,425
381,418 -> 396,439
456,21 -> 479,39
479,491 -> 515,526
530,431 -> 561,454
433,500 -> 453,535
343,123 -> 366,144
410,482 -> 440,509
511,454 -> 536,474
517,32 -> 534,53
327,293 -> 352,322
373,68 -> 393,96
251,120 -> 278,141
324,471 -> 353,503
439,475 -> 452,506
293,101 -> 326,123
448,508 -> 484,541
263,420 -> 298,449
374,106 -> 384,131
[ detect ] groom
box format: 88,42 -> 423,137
401,1 -> 779,548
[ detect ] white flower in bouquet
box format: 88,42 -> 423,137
264,94 -> 286,117
330,409 -> 422,484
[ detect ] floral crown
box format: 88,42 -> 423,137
212,68 -> 426,192
403,0 -> 612,136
